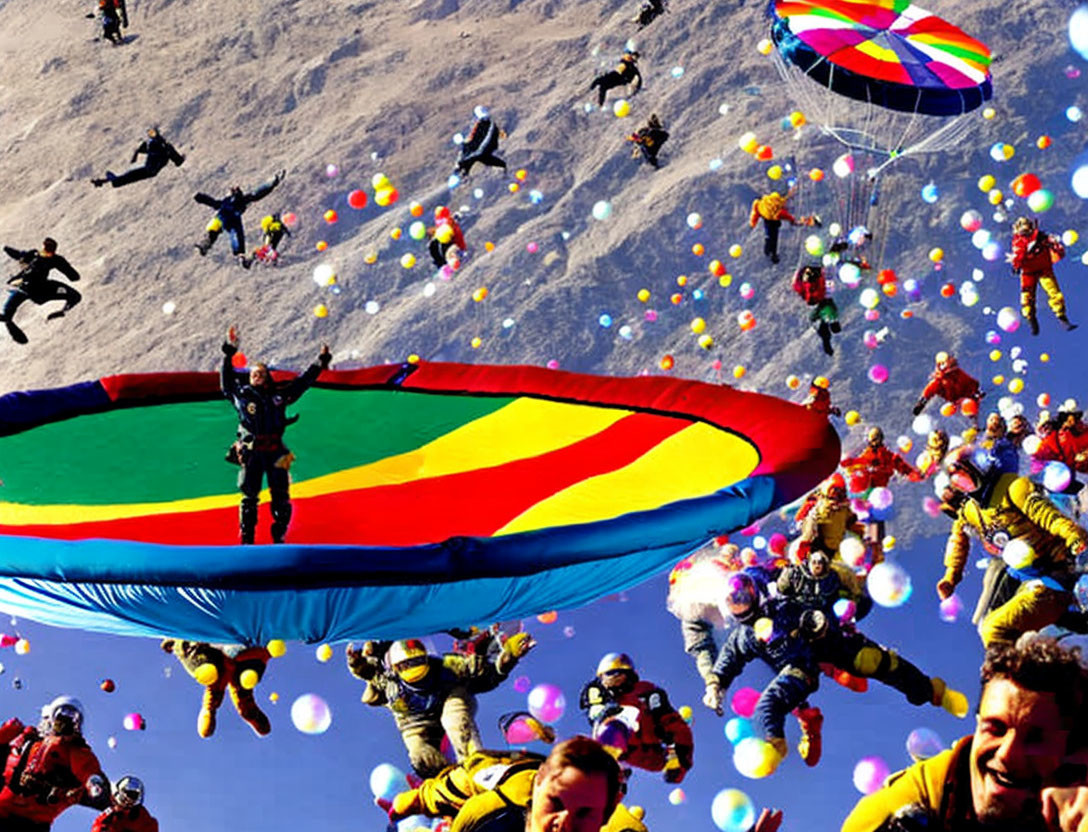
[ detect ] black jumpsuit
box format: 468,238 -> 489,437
1,247 -> 81,344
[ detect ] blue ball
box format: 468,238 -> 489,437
598,313 -> 613,328
921,183 -> 939,203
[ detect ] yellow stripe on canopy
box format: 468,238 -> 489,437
1,398 -> 633,526
494,422 -> 759,535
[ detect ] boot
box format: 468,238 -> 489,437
1028,314 -> 1040,336
91,178 -> 107,188
230,686 -> 271,736
931,677 -> 969,718
817,322 -> 834,356
198,686 -> 224,738
795,706 -> 823,767
1059,316 -> 1078,332
270,502 -> 292,544
240,500 -> 258,545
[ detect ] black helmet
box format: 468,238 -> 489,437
943,445 -> 995,496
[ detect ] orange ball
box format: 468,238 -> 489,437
940,402 -> 958,417
315,240 -> 328,252
961,398 -> 979,417
1036,135 -> 1052,150
409,201 -> 424,218
536,611 -> 558,624
709,259 -> 726,277
670,293 -> 683,305
660,354 -> 675,371
882,282 -> 898,297
754,145 -> 774,161
808,168 -> 824,182
692,243 -> 705,256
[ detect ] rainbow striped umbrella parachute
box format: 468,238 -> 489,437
771,0 -> 993,173
0,362 -> 837,644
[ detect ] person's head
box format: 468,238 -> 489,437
1007,415 -> 1030,439
1013,216 -> 1037,238
943,445 -> 998,498
1058,399 -> 1083,431
387,639 -> 430,685
147,126 -> 159,139
40,237 -> 57,256
529,737 -> 622,832
473,105 -> 490,121
230,186 -> 244,199
822,472 -> 847,504
595,652 -> 636,691
985,413 -> 1007,439
970,636 -> 1087,825
112,775 -> 145,809
623,50 -> 639,62
435,205 -> 452,222
647,113 -> 661,129
721,571 -> 760,624
248,362 -> 271,388
927,429 -> 949,453
867,426 -> 884,448
46,695 -> 84,737
807,549 -> 831,579
935,351 -> 956,372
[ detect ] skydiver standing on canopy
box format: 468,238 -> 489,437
590,51 -> 642,107
220,326 -> 331,544
0,238 -> 81,345
92,127 -> 184,188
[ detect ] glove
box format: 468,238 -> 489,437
936,572 -> 958,600
318,345 -> 332,369
502,631 -> 534,660
912,398 -> 927,417
273,168 -> 287,186
663,751 -> 689,784
222,341 -> 238,356
703,678 -> 723,714
345,643 -> 377,679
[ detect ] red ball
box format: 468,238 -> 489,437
100,679 -> 116,693
940,283 -> 955,298
347,189 -> 368,210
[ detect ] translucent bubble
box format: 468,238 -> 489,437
527,683 -> 566,723
906,727 -> 945,761
867,562 -> 913,608
853,756 -> 890,794
370,763 -> 407,800
365,300 -> 381,314
711,788 -> 756,832
291,693 -> 332,735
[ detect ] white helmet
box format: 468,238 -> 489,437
113,775 -> 145,808
47,695 -> 84,735
473,105 -> 490,120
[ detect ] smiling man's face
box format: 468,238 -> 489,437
970,678 -> 1070,825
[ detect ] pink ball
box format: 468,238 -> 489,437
122,713 -> 146,731
731,687 -> 761,718
868,364 -> 889,384
853,756 -> 890,794
546,360 -> 560,370
526,242 -> 539,254
939,593 -> 963,623
767,532 -> 788,555
712,359 -> 723,370
527,683 -> 566,724
922,497 -> 942,518
644,310 -> 658,322
863,331 -> 879,349
864,309 -> 880,322
513,675 -> 532,693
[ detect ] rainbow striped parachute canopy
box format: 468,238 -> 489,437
770,0 -> 992,164
0,362 -> 838,643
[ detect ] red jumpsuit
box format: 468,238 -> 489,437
920,364 -> 980,406
1009,228 -> 1067,322
93,806 -> 159,832
580,679 -> 693,774
438,218 -> 467,252
1034,425 -> 1088,473
840,445 -> 921,491
0,728 -> 104,826
803,386 -> 838,418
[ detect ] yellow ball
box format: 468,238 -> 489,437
436,224 -> 455,244
732,365 -> 746,379
767,164 -> 783,181
989,349 -> 1002,361
789,110 -> 806,128
315,240 -> 328,252
698,334 -> 714,350
508,182 -> 520,193
372,173 -> 391,190
928,247 -> 944,263
756,38 -> 773,56
1064,230 -> 1079,246
400,253 -> 416,269
718,274 -> 732,287
407,354 -> 421,364
1041,353 -> 1050,363
194,663 -> 219,686
1008,377 -> 1024,394
988,189 -> 1004,206
269,692 -> 280,703
882,535 -> 896,552
691,317 -> 707,334
239,669 -> 259,690
375,187 -> 394,207
313,304 -> 329,319
786,375 -> 801,390
637,289 -> 650,302
977,174 -> 996,192
472,287 -> 489,302
983,107 -> 996,120
728,244 -> 743,258
267,639 -> 287,658
364,250 -> 378,264
316,643 -> 334,663
515,169 -> 528,182
845,410 -> 861,426
678,705 -> 693,722
484,241 -> 495,252
677,275 -> 688,287
1001,143 -> 1015,160
470,336 -> 482,349
390,227 -> 402,240
613,100 -> 631,118
992,374 -> 1005,385
738,132 -> 759,154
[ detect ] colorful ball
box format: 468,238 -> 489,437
291,693 -> 332,735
